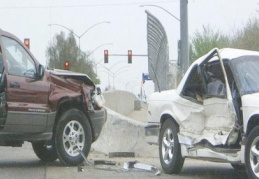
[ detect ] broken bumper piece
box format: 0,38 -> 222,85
123,161 -> 161,176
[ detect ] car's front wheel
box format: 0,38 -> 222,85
55,108 -> 92,165
159,119 -> 184,174
245,126 -> 259,179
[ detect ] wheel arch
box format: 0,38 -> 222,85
160,113 -> 179,129
54,96 -> 95,142
246,114 -> 259,136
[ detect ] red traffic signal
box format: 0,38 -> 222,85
24,38 -> 30,49
104,50 -> 108,63
64,61 -> 69,70
128,50 -> 132,63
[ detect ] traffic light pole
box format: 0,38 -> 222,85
103,49 -> 147,63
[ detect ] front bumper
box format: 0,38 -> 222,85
89,108 -> 107,142
145,123 -> 160,145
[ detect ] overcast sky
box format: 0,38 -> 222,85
0,0 -> 258,94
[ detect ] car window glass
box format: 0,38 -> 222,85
2,36 -> 36,78
181,65 -> 204,102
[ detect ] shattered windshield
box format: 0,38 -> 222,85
231,56 -> 259,95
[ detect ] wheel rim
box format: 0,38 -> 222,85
62,120 -> 85,157
250,136 -> 259,177
162,128 -> 174,164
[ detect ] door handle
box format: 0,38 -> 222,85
10,82 -> 20,88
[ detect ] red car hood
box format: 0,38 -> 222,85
48,69 -> 95,87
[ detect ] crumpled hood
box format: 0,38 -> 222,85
48,69 -> 95,87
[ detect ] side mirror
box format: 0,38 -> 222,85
96,87 -> 101,95
38,64 -> 45,79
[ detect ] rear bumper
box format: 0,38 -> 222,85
145,123 -> 160,145
89,108 -> 107,142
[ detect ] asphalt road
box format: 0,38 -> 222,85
0,142 -> 248,179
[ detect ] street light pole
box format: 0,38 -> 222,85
99,64 -> 129,89
180,0 -> 189,75
139,4 -> 180,21
49,21 -> 110,55
110,66 -> 129,89
87,43 -> 113,57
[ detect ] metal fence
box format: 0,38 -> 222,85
146,10 -> 170,92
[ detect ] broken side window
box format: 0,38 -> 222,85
181,65 -> 204,103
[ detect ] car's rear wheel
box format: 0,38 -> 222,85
159,119 -> 184,174
32,141 -> 58,162
55,108 -> 92,165
245,126 -> 259,179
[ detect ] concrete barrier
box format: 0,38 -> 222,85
103,90 -> 137,116
92,108 -> 158,158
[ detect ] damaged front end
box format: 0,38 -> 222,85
177,97 -> 241,163
48,69 -> 105,110
146,48 -> 244,165
48,69 -> 106,141
177,49 -> 242,163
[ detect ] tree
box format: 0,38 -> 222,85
46,31 -> 100,84
189,25 -> 230,63
231,18 -> 259,51
189,18 -> 259,64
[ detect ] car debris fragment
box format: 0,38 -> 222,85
109,152 -> 135,158
123,161 -> 161,176
78,149 -> 120,172
78,149 -> 92,166
94,160 -> 116,166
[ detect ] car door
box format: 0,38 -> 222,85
178,48 -> 238,146
1,36 -> 51,133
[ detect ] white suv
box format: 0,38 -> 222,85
145,48 -> 259,179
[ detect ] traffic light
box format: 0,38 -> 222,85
104,50 -> 108,63
64,61 -> 69,70
128,50 -> 132,63
24,38 -> 30,49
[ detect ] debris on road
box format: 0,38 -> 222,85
123,161 -> 161,176
78,149 -> 93,166
78,165 -> 84,172
78,149 -> 160,175
78,149 -> 121,172
94,160 -> 116,166
109,152 -> 135,158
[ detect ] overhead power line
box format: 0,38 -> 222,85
0,1 -> 178,9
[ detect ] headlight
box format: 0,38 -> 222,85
90,88 -> 105,109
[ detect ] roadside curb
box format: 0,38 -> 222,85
92,107 -> 158,158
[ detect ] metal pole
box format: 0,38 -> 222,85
180,0 -> 189,76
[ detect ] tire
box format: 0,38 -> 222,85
32,141 -> 58,162
245,126 -> 259,179
55,108 -> 92,165
159,119 -> 184,174
231,163 -> 245,170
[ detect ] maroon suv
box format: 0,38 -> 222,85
0,29 -> 106,165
